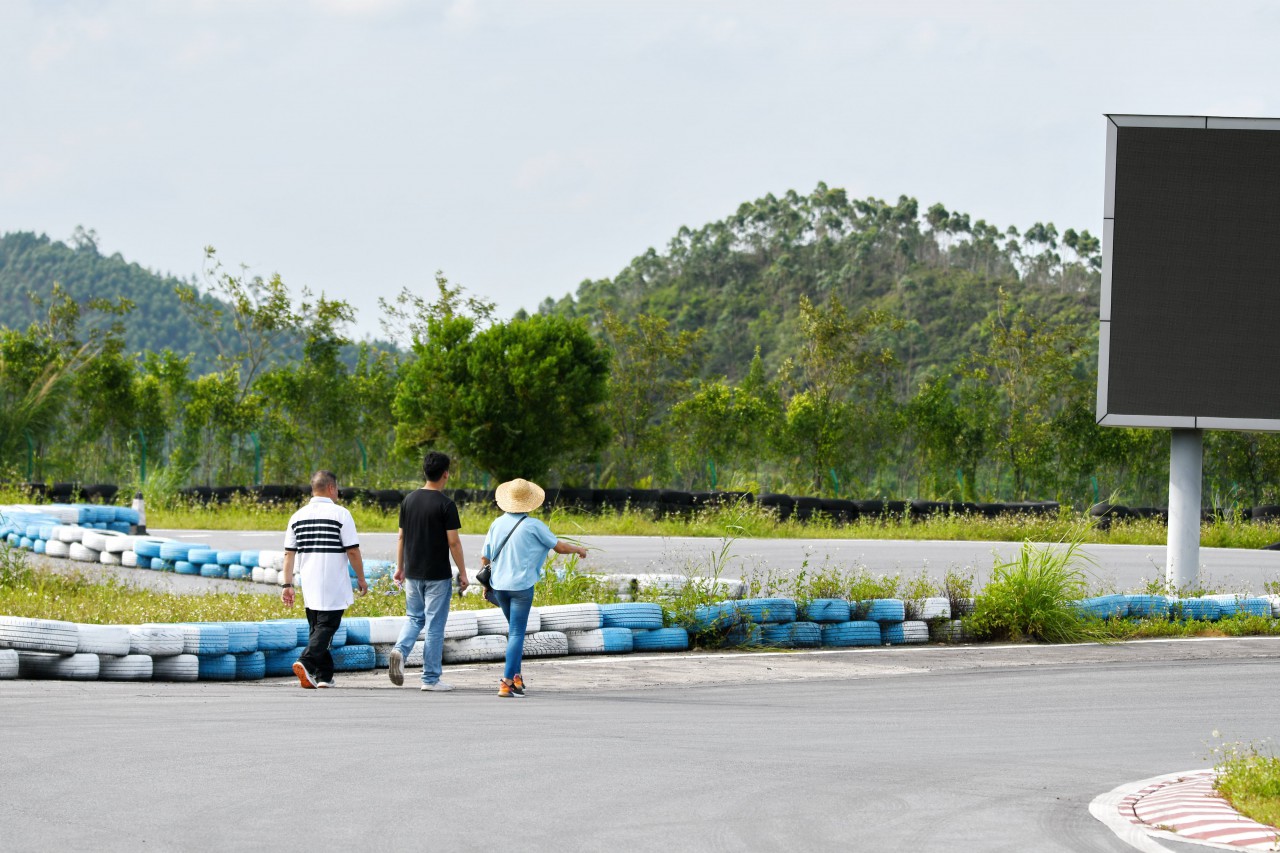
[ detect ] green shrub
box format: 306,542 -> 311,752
1213,737 -> 1280,830
965,537 -> 1093,643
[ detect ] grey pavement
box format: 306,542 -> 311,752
155,528 -> 1280,593
2,637 -> 1277,852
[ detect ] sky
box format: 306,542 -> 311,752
3,0 -> 1279,340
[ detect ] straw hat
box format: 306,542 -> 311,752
495,478 -> 545,514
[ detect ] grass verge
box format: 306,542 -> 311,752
98,494 -> 1280,548
1212,737 -> 1280,830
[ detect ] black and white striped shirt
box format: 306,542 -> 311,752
284,497 -> 360,611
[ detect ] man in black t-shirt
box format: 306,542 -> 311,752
388,451 -> 469,691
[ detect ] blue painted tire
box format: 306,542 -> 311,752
33,540 -> 45,554
330,624 -> 347,649
1240,598 -> 1271,618
821,620 -> 882,647
115,507 -> 140,525
215,550 -> 241,566
197,653 -> 236,680
736,598 -> 797,624
762,621 -> 821,648
135,540 -> 164,559
188,548 -> 218,565
238,550 -> 260,568
860,599 -> 906,623
174,561 -> 198,575
222,622 -> 259,654
1177,598 -> 1221,621
601,602 -> 665,630
159,543 -> 196,561
180,624 -> 229,655
19,537 -> 32,550
343,618 -> 372,645
692,601 -> 740,632
725,623 -> 763,647
228,565 -> 250,581
262,648 -> 298,677
882,620 -> 929,645
802,598 -> 851,623
332,644 -> 376,672
268,619 -> 309,647
234,651 -> 266,680
199,564 -> 228,579
631,627 -> 689,651
1124,595 -> 1171,618
150,558 -> 172,571
255,622 -> 295,651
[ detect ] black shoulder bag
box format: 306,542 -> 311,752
475,516 -> 526,597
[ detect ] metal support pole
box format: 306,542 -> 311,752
1166,428 -> 1203,591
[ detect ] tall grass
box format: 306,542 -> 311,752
964,536 -> 1095,643
1211,737 -> 1280,830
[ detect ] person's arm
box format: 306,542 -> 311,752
281,551 -> 297,607
348,546 -> 367,595
554,540 -> 588,559
394,528 -> 406,584
448,529 -> 468,593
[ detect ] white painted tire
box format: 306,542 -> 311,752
121,551 -> 139,568
152,653 -> 199,681
0,616 -> 80,653
99,550 -> 122,566
69,542 -> 100,562
45,539 -> 70,558
258,550 -> 285,570
263,568 -> 279,585
98,653 -> 153,681
103,535 -> 138,554
367,616 -> 407,644
18,651 -> 100,680
442,634 -> 507,663
251,567 -> 265,584
0,648 -> 18,678
523,630 -> 569,658
1265,594 -> 1280,617
405,639 -> 426,667
128,625 -> 184,656
565,627 -> 633,655
474,607 -> 540,635
54,525 -> 85,544
81,530 -> 127,552
441,611 -> 478,640
76,624 -> 131,655
917,597 -> 951,620
536,603 -> 602,632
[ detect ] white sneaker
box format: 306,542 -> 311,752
388,649 -> 404,686
420,681 -> 454,692
317,679 -> 335,688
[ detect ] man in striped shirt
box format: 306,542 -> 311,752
282,470 -> 367,688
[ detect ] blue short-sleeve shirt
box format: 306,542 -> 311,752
482,513 -> 559,591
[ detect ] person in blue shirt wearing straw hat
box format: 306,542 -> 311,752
479,478 -> 586,698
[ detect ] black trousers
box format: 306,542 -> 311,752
300,608 -> 345,681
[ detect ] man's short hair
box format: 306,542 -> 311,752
423,451 -> 450,483
311,470 -> 338,493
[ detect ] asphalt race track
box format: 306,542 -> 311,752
155,529 -> 1280,592
3,638 -> 1276,852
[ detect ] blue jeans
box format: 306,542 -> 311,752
490,586 -> 535,681
394,578 -> 453,685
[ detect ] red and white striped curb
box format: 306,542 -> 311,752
1092,769 -> 1280,851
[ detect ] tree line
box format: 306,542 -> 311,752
3,185 -> 1279,507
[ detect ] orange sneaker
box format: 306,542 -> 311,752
292,661 -> 317,689
498,679 -> 514,698
512,675 -> 525,696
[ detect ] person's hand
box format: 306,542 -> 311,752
357,577 -> 368,595
456,571 -> 469,594
574,545 -> 588,560
393,567 -> 405,584
281,586 -> 295,607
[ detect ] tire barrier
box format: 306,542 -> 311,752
600,602 -> 664,630
565,627 -> 633,655
761,621 -> 822,648
631,627 -> 690,651
98,653 -> 154,681
801,599 -> 851,623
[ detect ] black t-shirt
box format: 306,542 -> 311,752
398,489 -> 461,581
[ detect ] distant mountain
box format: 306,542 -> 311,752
539,185 -> 1102,386
0,230 -> 393,372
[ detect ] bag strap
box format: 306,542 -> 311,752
491,515 -> 527,566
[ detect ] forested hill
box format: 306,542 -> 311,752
539,184 -> 1103,384
0,230 -> 231,372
